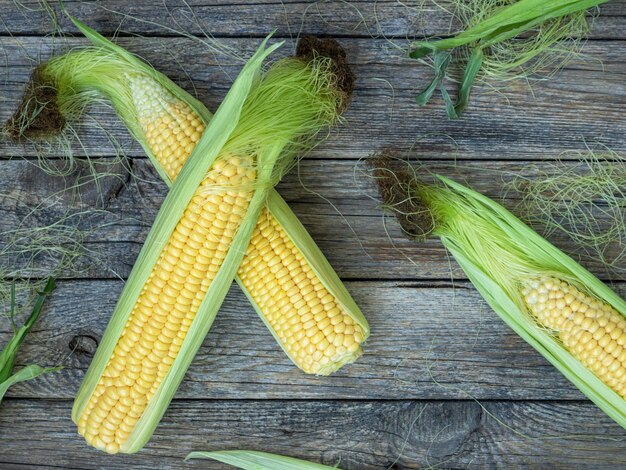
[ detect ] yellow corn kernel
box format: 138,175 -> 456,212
126,74 -> 366,376
76,155 -> 255,452
523,276 -> 626,399
239,211 -> 366,374
126,73 -> 205,180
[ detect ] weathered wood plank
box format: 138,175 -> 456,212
1,0 -> 624,39
0,158 -> 623,281
3,279 -> 625,400
1,37 -> 624,161
1,399 -> 625,469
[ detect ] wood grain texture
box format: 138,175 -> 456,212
1,36 -> 625,161
1,0 -> 624,38
2,279 -> 626,401
1,399 -> 625,469
0,158 -> 623,281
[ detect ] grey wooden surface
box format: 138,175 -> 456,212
1,1 -> 626,469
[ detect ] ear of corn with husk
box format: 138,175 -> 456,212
7,16 -> 369,377
371,159 -> 626,429
71,36 -> 280,454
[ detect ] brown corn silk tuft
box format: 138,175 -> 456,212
5,66 -> 66,140
296,35 -> 355,113
368,154 -> 435,239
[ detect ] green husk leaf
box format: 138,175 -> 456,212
416,51 -> 451,106
454,47 -> 484,117
439,82 -> 458,119
186,450 -> 340,469
0,277 -> 56,382
409,0 -> 609,116
418,0 -> 607,52
237,191 -> 370,375
409,45 -> 436,60
0,364 -> 61,404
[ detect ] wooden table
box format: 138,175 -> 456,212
1,1 -> 625,468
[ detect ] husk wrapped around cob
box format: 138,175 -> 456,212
371,156 -> 626,429
6,18 -> 369,378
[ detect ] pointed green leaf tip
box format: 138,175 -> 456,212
415,51 -> 451,106
0,277 -> 59,404
0,365 -> 61,403
409,44 -> 435,59
186,450 -> 341,469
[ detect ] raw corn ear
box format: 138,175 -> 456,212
72,38 -> 280,454
239,192 -> 368,375
11,18 -> 369,376
72,28 -> 353,454
371,157 -> 626,429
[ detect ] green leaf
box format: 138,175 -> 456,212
453,47 -> 484,117
9,280 -> 16,330
0,277 -> 56,383
409,43 -> 435,59
0,364 -> 61,404
186,450 -> 341,470
416,51 -> 451,106
439,83 -> 458,119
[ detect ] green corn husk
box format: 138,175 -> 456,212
371,157 -> 626,428
186,450 -> 341,469
0,277 -> 59,404
8,16 -> 369,376
410,0 -> 609,118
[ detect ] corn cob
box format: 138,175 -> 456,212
523,276 -> 626,399
76,154 -> 256,452
371,156 -> 626,428
7,20 -> 369,377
